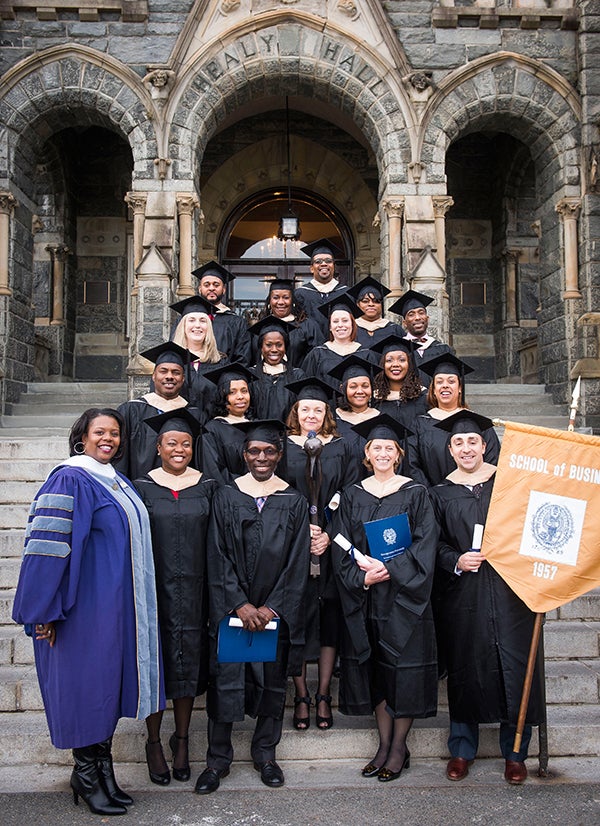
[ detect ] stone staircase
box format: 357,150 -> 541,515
0,381 -> 598,769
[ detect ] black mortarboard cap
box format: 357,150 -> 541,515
259,277 -> 300,293
419,352 -> 474,379
192,260 -> 235,284
300,237 -> 345,260
285,376 -> 334,404
433,409 -> 494,437
144,407 -> 202,438
388,290 -> 433,317
203,361 -> 257,389
347,275 -> 390,304
327,353 -> 374,385
169,295 -> 217,317
139,341 -> 190,367
351,412 -> 413,444
369,334 -> 420,357
231,418 -> 287,447
316,292 -> 362,320
248,315 -> 293,345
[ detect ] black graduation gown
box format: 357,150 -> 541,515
406,412 -> 500,488
201,418 -> 247,485
282,436 -> 361,656
301,345 -> 378,391
115,398 -> 201,480
206,483 -> 310,722
413,340 -> 454,387
374,391 -> 429,431
250,365 -> 305,422
355,320 -> 404,348
182,357 -> 228,424
212,310 -> 252,366
134,474 -> 215,699
294,282 -> 349,339
331,481 -> 438,718
429,477 -> 543,726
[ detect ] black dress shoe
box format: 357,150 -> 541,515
194,767 -> 229,795
253,760 -> 284,788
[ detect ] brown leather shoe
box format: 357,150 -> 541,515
504,760 -> 527,785
446,757 -> 473,781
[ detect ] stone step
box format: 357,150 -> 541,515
0,505 -> 30,530
24,382 -> 127,394
467,384 -> 549,395
0,482 -> 40,505
556,588 -> 600,621
544,621 -> 600,659
0,704 -> 597,767
0,438 -> 68,460
0,558 -> 20,589
10,398 -> 127,416
0,531 -> 25,558
0,414 -> 97,429
0,461 -> 56,482
0,627 -> 33,666
544,660 -> 600,704
0,590 -> 16,625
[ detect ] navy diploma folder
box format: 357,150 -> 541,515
363,512 -> 412,563
217,616 -> 280,663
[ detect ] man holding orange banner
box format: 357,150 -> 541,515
431,411 -> 543,785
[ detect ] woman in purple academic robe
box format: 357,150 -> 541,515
12,408 -> 164,817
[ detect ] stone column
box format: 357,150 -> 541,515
46,244 -> 70,325
0,192 -> 17,296
176,193 -> 200,297
124,192 -> 147,295
556,197 -> 582,300
432,196 -> 454,272
382,199 -> 404,296
502,248 -> 521,328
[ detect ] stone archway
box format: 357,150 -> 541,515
419,53 -> 582,400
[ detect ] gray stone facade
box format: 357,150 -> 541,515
0,1 -> 599,426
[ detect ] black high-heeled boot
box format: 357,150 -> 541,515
71,745 -> 127,816
96,738 -> 134,806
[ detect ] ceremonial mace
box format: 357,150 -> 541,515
303,431 -> 323,578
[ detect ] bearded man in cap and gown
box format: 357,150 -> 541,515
294,238 -> 349,340
115,342 -> 201,481
194,420 -> 310,795
429,410 -> 543,786
389,290 -> 454,384
193,261 -> 252,365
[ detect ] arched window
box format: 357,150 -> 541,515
219,189 -> 354,314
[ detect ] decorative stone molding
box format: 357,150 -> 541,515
408,161 -> 425,184
143,68 -> 176,110
402,72 -> 435,120
1,1 -> 149,21
432,3 -> 578,31
556,197 -> 582,300
221,0 -> 241,12
337,1 -> 359,20
154,159 -> 172,181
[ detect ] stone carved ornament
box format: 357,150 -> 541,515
143,68 -> 176,108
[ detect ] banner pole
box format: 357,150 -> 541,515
536,619 -> 549,776
513,612 -> 544,755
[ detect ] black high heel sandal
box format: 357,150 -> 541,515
315,693 -> 333,730
293,695 -> 311,730
145,739 -> 171,786
169,733 -> 191,782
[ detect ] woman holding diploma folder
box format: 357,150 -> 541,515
331,414 -> 438,782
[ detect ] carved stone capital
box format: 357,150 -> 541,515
501,248 -> 522,264
0,192 -> 17,214
432,196 -> 454,218
555,197 -> 581,221
125,192 -> 148,214
382,199 -> 405,220
45,244 -> 71,262
176,194 -> 200,216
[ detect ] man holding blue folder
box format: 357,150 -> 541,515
195,420 -> 310,794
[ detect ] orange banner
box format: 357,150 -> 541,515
481,421 -> 600,613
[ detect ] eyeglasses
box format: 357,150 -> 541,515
312,258 -> 333,265
245,447 -> 280,458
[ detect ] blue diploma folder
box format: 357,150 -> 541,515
363,512 -> 412,563
217,616 -> 280,663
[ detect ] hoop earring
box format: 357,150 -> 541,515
74,442 -> 86,455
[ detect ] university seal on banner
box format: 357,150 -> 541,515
383,528 -> 397,546
531,503 -> 574,555
520,490 -> 586,567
